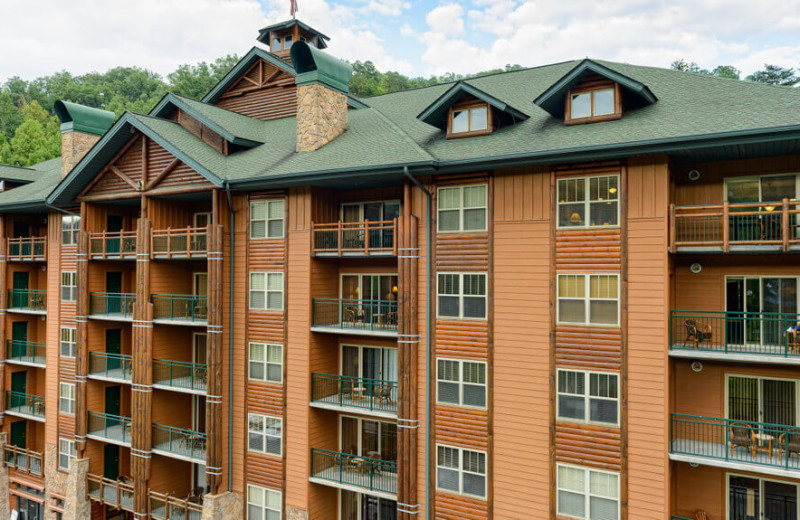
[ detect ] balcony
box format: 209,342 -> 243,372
88,352 -> 133,383
151,227 -> 208,259
311,299 -> 398,337
6,340 -> 45,368
87,412 -> 132,446
309,448 -> 397,498
151,294 -> 207,325
7,237 -> 46,262
87,474 -> 134,512
311,220 -> 397,257
89,231 -> 137,260
153,360 -> 207,395
7,289 -> 46,314
6,391 -> 44,421
670,200 -> 800,253
152,424 -> 206,463
310,374 -> 397,418
670,413 -> 800,477
89,292 -> 135,321
149,491 -> 203,520
3,445 -> 43,476
670,310 -> 800,364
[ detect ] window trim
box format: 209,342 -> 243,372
61,215 -> 80,246
60,327 -> 76,358
248,342 -> 283,384
246,484 -> 282,519
565,83 -> 622,125
435,444 -> 488,500
436,272 -> 488,321
556,463 -> 620,520
436,358 -> 487,410
249,271 -> 284,311
556,369 -> 620,427
447,101 -> 493,138
556,273 -> 620,327
725,473 -> 800,520
58,438 -> 76,471
437,184 -> 488,233
556,174 -> 620,229
247,413 -> 283,457
250,199 -> 285,240
61,271 -> 77,302
59,382 -> 75,415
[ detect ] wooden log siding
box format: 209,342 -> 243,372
555,228 -> 621,270
555,422 -> 622,471
206,223 -> 224,494
554,326 -> 622,371
215,59 -> 298,121
0,215 -> 6,427
435,234 -> 489,271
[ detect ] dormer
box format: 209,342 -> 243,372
534,59 -> 657,126
417,81 -> 528,139
257,19 -> 330,61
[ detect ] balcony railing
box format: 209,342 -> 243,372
151,227 -> 208,259
89,352 -> 133,382
670,200 -> 800,252
3,445 -> 43,476
151,294 -> 207,323
149,491 -> 203,520
89,292 -> 136,319
87,474 -> 134,511
153,360 -> 207,393
6,391 -> 44,419
87,412 -> 132,444
152,424 -> 206,462
670,310 -> 800,358
311,220 -> 398,257
671,413 -> 800,471
89,231 -> 137,260
310,448 -> 397,495
311,299 -> 398,333
311,373 -> 397,415
7,237 -> 46,261
8,289 -> 46,312
6,340 -> 45,366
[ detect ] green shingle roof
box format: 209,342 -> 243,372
0,157 -> 62,211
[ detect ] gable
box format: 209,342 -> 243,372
214,58 -> 297,121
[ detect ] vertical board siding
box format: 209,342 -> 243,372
494,167 -> 551,221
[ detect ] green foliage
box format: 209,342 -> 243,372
746,64 -> 800,86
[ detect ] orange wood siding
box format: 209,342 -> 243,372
555,326 -> 622,370
435,234 -> 489,271
554,422 -> 621,471
555,228 -> 621,270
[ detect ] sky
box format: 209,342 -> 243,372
1,0 -> 799,84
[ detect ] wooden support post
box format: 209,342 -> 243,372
668,204 -> 676,252
75,217 -> 89,457
205,223 -> 224,494
722,200 -> 730,252
782,198 -> 790,252
0,215 -> 6,427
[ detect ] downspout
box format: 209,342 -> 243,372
45,202 -> 80,217
403,166 -> 432,520
224,182 -> 235,492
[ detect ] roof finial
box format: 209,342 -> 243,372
290,0 -> 298,18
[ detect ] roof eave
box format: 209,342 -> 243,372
202,47 -> 296,104
417,82 -> 529,128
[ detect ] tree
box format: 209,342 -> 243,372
4,100 -> 60,166
746,64 -> 800,86
711,65 -> 740,80
671,59 -> 709,74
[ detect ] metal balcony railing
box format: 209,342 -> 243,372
153,360 -> 207,393
7,237 -> 46,261
311,299 -> 398,333
87,473 -> 134,511
311,373 -> 397,414
151,227 -> 208,259
89,352 -> 133,382
3,445 -> 43,476
89,292 -> 136,319
311,220 -> 398,256
152,424 -> 206,462
6,339 -> 45,366
149,490 -> 203,520
151,294 -> 207,323
310,448 -> 397,495
89,231 -> 137,259
8,289 -> 46,312
87,412 -> 132,444
6,391 -> 44,419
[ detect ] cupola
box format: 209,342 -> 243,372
257,19 -> 330,61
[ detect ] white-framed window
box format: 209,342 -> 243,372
283,35 -> 293,49
61,271 -> 77,302
557,369 -> 619,426
60,327 -> 76,358
59,383 -> 75,415
249,272 -> 283,311
247,484 -> 281,520
61,215 -> 80,245
437,359 -> 486,409
557,274 -> 619,326
557,464 -> 620,520
58,438 -> 76,470
557,175 -> 619,228
436,445 -> 487,499
250,200 -> 284,239
249,342 -> 282,383
437,185 -> 487,232
570,88 -> 616,120
450,105 -> 489,134
248,414 -> 282,456
437,273 -> 487,319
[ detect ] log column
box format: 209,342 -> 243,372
0,215 -> 6,428
205,221 -> 224,493
131,216 -> 153,519
75,214 -> 89,457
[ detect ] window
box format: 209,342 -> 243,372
61,215 -> 80,245
558,175 -> 619,228
438,273 -> 487,319
568,87 -> 618,122
250,200 -> 284,239
449,104 -> 490,136
250,272 -> 283,311
557,465 -> 619,520
61,271 -> 76,302
557,274 -> 619,326
438,185 -> 487,232
59,383 -> 75,415
284,35 -> 293,49
60,327 -> 76,358
58,438 -> 76,470
247,485 -> 281,520
249,343 -> 282,383
271,38 -> 281,52
437,359 -> 486,408
248,414 -> 282,456
436,445 -> 486,498
557,370 -> 619,426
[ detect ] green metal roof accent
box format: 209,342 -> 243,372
257,19 -> 330,49
533,59 -> 658,118
53,100 -> 116,136
416,81 -> 529,130
291,41 -> 352,94
202,47 -> 296,104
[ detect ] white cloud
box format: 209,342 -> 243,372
426,4 -> 465,37
362,0 -> 410,16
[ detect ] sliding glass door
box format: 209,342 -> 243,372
726,276 -> 798,347
728,375 -> 797,426
340,416 -> 397,462
729,474 -> 798,520
341,200 -> 400,249
341,490 -> 397,520
726,175 -> 797,242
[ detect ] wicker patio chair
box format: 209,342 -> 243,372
685,319 -> 713,349
728,422 -> 754,456
778,428 -> 800,462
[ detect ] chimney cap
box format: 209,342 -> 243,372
54,100 -> 116,136
291,41 -> 353,94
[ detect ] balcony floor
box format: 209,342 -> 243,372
670,438 -> 800,478
7,309 -> 45,316
310,324 -> 398,338
152,376 -> 206,395
88,369 -> 132,384
670,342 -> 800,365
88,484 -> 134,511
151,504 -> 202,520
6,358 -> 46,368
309,463 -> 397,500
6,406 -> 44,423
89,314 -> 133,323
153,318 -> 207,327
152,440 -> 206,464
310,394 -> 396,419
87,425 -> 131,447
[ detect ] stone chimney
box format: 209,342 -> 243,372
290,42 -> 353,152
54,100 -> 115,178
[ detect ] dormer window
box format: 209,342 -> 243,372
566,83 -> 621,125
448,102 -> 492,138
272,38 -> 281,53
